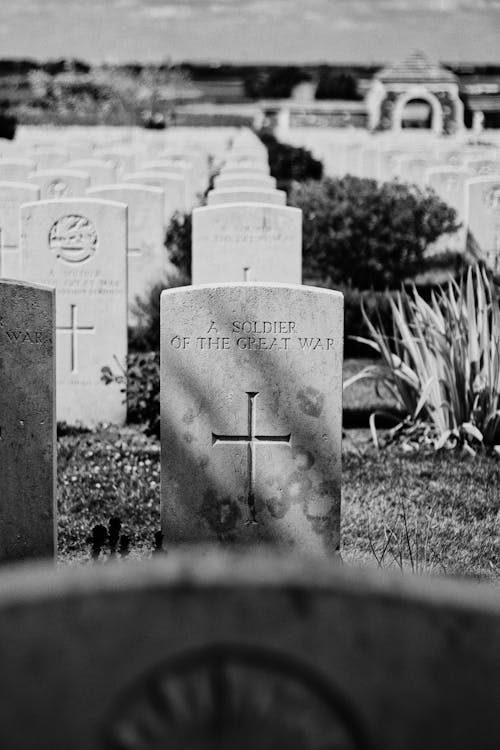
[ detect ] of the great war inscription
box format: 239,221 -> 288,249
161,284 -> 343,555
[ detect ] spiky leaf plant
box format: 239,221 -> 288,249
344,265 -> 500,454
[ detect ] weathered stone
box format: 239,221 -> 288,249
0,279 -> 55,562
123,171 -> 186,221
66,159 -> 116,186
0,181 -> 40,279
161,283 -> 343,553
192,204 -> 302,283
465,175 -> 500,273
1,549 -> 498,748
214,173 -> 277,190
207,188 -> 287,206
87,184 -> 166,322
29,169 -> 90,199
0,158 -> 36,182
20,199 -> 127,427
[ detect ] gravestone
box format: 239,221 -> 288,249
464,158 -> 500,176
465,176 -> 500,273
20,199 -> 127,427
93,148 -> 136,177
207,188 -> 287,206
33,147 -> 68,170
161,283 -> 342,553
1,551 -> 500,748
141,160 -> 196,208
0,158 -> 36,183
395,155 -> 430,186
123,171 -> 186,222
66,159 -> 116,186
87,184 -> 166,322
0,279 -> 55,562
219,164 -> 271,176
29,169 -> 90,199
426,166 -> 471,252
214,174 -> 277,190
192,204 -> 301,284
0,181 -> 40,279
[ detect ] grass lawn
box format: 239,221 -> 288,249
57,425 -> 499,582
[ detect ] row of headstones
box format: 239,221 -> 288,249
283,130 -> 500,270
0,277 -> 342,563
193,133 -> 303,284
0,131 -> 305,436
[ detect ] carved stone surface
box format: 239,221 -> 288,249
192,204 -> 302,284
20,198 -> 127,427
160,283 -> 343,553
105,645 -> 365,750
0,552 -> 499,749
0,279 -> 55,562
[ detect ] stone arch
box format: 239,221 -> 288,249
392,87 -> 443,134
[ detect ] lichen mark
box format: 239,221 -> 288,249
212,391 -> 291,523
56,303 -> 95,373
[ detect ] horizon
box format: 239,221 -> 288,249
1,0 -> 499,66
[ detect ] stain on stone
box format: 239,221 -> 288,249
291,446 -> 315,471
198,455 -> 209,470
200,490 -> 242,542
182,407 -> 199,425
266,495 -> 291,519
285,471 -> 312,504
296,387 -> 324,418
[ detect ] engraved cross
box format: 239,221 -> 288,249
212,391 -> 291,522
56,304 -> 95,373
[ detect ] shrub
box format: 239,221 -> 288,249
102,351 -> 160,437
166,211 -> 192,279
345,265 -> 500,453
129,271 -> 189,353
258,131 -> 323,191
290,176 -> 461,290
0,111 -> 16,140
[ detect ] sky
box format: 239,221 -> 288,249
1,0 -> 499,64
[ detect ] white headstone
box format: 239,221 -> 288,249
161,283 -> 343,553
0,158 -> 36,183
29,169 -> 90,199
192,204 -> 302,284
87,184 -> 166,322
66,159 -> 116,186
123,171 -> 187,222
219,164 -> 271,177
465,176 -> 500,273
0,181 -> 40,279
214,174 -> 277,190
207,188 -> 287,206
33,148 -> 68,170
426,166 -> 472,252
20,199 -> 128,427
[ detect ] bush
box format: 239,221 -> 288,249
102,351 -> 160,437
290,176 -> 461,290
166,211 -> 192,279
129,271 -> 189,353
258,131 -> 323,191
0,112 -> 16,140
345,266 -> 500,453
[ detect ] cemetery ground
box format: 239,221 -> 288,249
57,358 -> 500,582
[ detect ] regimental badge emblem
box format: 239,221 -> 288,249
46,180 -> 70,199
483,187 -> 500,211
49,214 -> 98,264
